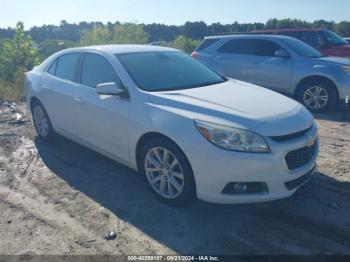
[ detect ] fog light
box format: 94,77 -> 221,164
222,182 -> 269,195
233,183 -> 248,193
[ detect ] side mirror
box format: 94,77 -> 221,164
96,82 -> 129,99
274,49 -> 289,58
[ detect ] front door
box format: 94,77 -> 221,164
246,39 -> 292,93
74,53 -> 131,162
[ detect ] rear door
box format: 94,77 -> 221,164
42,53 -> 80,136
215,39 -> 255,81
74,52 -> 131,162
246,39 -> 292,93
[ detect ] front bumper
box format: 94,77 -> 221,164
337,79 -> 350,101
186,125 -> 319,204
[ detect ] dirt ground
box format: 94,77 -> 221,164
0,101 -> 350,256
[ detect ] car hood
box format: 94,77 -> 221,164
148,80 -> 314,137
317,56 -> 350,66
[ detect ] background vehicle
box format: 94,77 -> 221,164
149,41 -> 169,47
192,35 -> 350,113
26,45 -> 318,205
250,29 -> 350,58
344,37 -> 350,44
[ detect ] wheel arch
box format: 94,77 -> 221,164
29,96 -> 41,109
135,132 -> 195,176
294,75 -> 339,100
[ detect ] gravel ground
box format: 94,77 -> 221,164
0,102 -> 350,256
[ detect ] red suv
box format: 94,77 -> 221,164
250,29 -> 350,58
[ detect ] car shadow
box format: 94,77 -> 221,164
313,106 -> 350,122
34,135 -> 350,255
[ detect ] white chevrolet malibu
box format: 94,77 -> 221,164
25,45 -> 318,205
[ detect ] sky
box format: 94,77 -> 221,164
1,0 -> 349,29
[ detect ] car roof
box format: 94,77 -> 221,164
204,34 -> 294,41
59,44 -> 178,55
250,28 -> 327,33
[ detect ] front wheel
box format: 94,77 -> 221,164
139,137 -> 196,206
31,101 -> 55,141
297,81 -> 337,113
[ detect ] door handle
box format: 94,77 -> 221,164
216,56 -> 223,60
252,61 -> 260,65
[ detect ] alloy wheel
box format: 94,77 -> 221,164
144,147 -> 185,199
33,105 -> 49,138
303,86 -> 329,110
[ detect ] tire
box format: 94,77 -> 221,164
31,100 -> 56,141
296,80 -> 337,113
139,137 -> 196,206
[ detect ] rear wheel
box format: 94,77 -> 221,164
139,137 -> 196,206
31,100 -> 55,141
297,80 -> 337,113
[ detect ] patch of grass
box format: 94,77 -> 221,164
0,75 -> 25,102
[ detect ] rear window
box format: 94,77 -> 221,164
55,53 -> 80,82
47,60 -> 57,75
218,39 -> 254,55
196,39 -> 220,51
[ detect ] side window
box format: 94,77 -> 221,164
218,39 -> 254,55
47,60 -> 57,75
81,53 -> 122,88
253,40 -> 283,57
196,39 -> 220,51
55,53 -> 80,82
299,32 -> 321,48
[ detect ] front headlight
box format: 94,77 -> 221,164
341,65 -> 350,76
195,120 -> 270,153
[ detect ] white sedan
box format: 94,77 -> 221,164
25,45 -> 318,205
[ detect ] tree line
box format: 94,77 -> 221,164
1,19 -> 350,101
2,19 -> 350,43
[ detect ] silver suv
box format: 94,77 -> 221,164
192,35 -> 350,113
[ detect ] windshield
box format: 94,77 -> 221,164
117,51 -> 226,92
282,38 -> 323,58
322,30 -> 348,46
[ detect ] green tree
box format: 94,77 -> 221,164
112,23 -> 149,44
39,39 -> 76,58
0,22 -> 40,81
80,24 -> 111,45
335,21 -> 350,36
312,20 -> 335,30
0,22 -> 40,100
170,35 -> 200,53
183,21 -> 208,40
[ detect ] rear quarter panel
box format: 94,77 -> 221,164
25,68 -> 44,110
